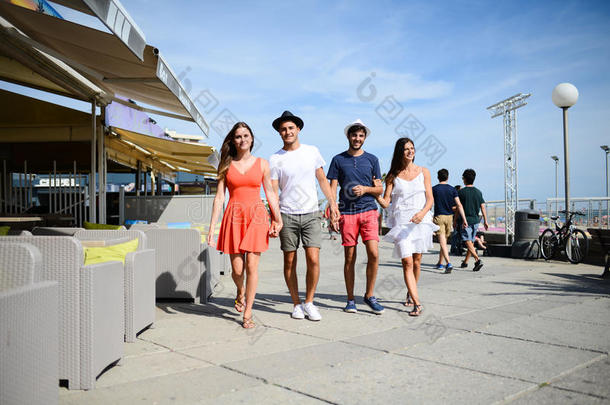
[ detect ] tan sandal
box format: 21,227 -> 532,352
242,317 -> 256,329
234,296 -> 245,313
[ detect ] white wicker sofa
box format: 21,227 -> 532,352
0,242 -> 59,405
0,236 -> 124,390
74,229 -> 156,342
130,226 -> 207,303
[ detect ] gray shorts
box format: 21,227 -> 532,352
279,212 -> 322,251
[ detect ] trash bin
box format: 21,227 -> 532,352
512,209 -> 541,259
514,210 -> 540,241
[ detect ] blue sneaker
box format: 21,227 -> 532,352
436,262 -> 444,270
363,296 -> 385,314
344,300 -> 357,313
444,263 -> 453,274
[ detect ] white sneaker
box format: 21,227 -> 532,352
291,304 -> 305,319
302,302 -> 322,321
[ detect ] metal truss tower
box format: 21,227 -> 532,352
486,93 -> 531,245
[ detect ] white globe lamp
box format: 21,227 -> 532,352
552,83 -> 579,108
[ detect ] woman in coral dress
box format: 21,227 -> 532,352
375,137 -> 438,316
207,122 -> 282,328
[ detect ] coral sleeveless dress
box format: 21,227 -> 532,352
383,171 -> 439,258
217,158 -> 270,254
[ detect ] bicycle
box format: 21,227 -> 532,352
539,210 -> 589,264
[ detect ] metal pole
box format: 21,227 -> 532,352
90,100 -> 97,223
562,107 -> 570,219
503,113 -> 508,245
514,110 -> 519,214
136,161 -> 141,197
599,151 -> 610,228
53,161 -> 57,214
606,151 -> 608,197
2,160 -> 5,214
119,185 -> 125,225
554,160 -> 558,217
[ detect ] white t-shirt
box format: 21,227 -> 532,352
269,144 -> 326,214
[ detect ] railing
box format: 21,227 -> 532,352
545,197 -> 610,229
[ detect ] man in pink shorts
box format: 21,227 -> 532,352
327,119 -> 384,314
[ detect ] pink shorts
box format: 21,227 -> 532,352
339,209 -> 380,246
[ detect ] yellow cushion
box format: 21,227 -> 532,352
192,225 -> 219,243
84,221 -> 123,230
84,238 -> 139,266
0,226 -> 9,236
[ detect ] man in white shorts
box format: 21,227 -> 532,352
270,111 -> 339,321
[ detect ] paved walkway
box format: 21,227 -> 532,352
60,236 -> 610,404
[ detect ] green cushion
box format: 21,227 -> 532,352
84,238 -> 139,266
0,226 -> 9,236
84,221 -> 123,230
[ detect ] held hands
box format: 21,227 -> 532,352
327,202 -> 341,232
411,211 -> 424,224
269,220 -> 283,238
352,185 -> 365,197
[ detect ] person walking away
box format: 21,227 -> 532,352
432,169 -> 467,274
457,168 -> 489,271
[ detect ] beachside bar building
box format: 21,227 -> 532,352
0,0 -> 216,226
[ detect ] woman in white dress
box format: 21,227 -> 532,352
375,137 -> 438,316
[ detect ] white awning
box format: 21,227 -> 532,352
50,0 -> 147,60
0,1 -> 209,135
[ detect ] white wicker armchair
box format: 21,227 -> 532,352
141,228 -> 208,303
0,242 -> 59,405
0,236 -> 124,390
74,230 -> 156,342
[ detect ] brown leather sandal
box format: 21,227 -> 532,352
242,317 -> 256,329
404,292 -> 414,306
234,296 -> 245,313
408,305 -> 423,317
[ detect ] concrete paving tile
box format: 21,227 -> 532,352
397,331 -> 601,383
224,341 -> 380,381
491,297 -> 571,316
179,328 -> 327,365
535,297 -> 610,326
124,338 -> 169,358
95,351 -> 212,388
252,304 -> 422,341
552,357 -> 610,399
342,323 -> 466,352
213,384 -> 325,404
509,385 -> 606,404
59,365 -> 262,405
141,313 -> 247,350
276,352 -> 533,404
439,308 -> 527,331
478,315 -> 610,353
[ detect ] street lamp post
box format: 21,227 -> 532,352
602,145 -> 609,197
552,83 -> 579,218
551,155 -> 559,216
602,145 -> 609,228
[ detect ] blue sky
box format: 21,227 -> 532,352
3,0 -> 609,203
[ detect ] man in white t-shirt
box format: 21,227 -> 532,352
270,111 -> 339,321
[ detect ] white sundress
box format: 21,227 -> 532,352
383,172 -> 440,258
